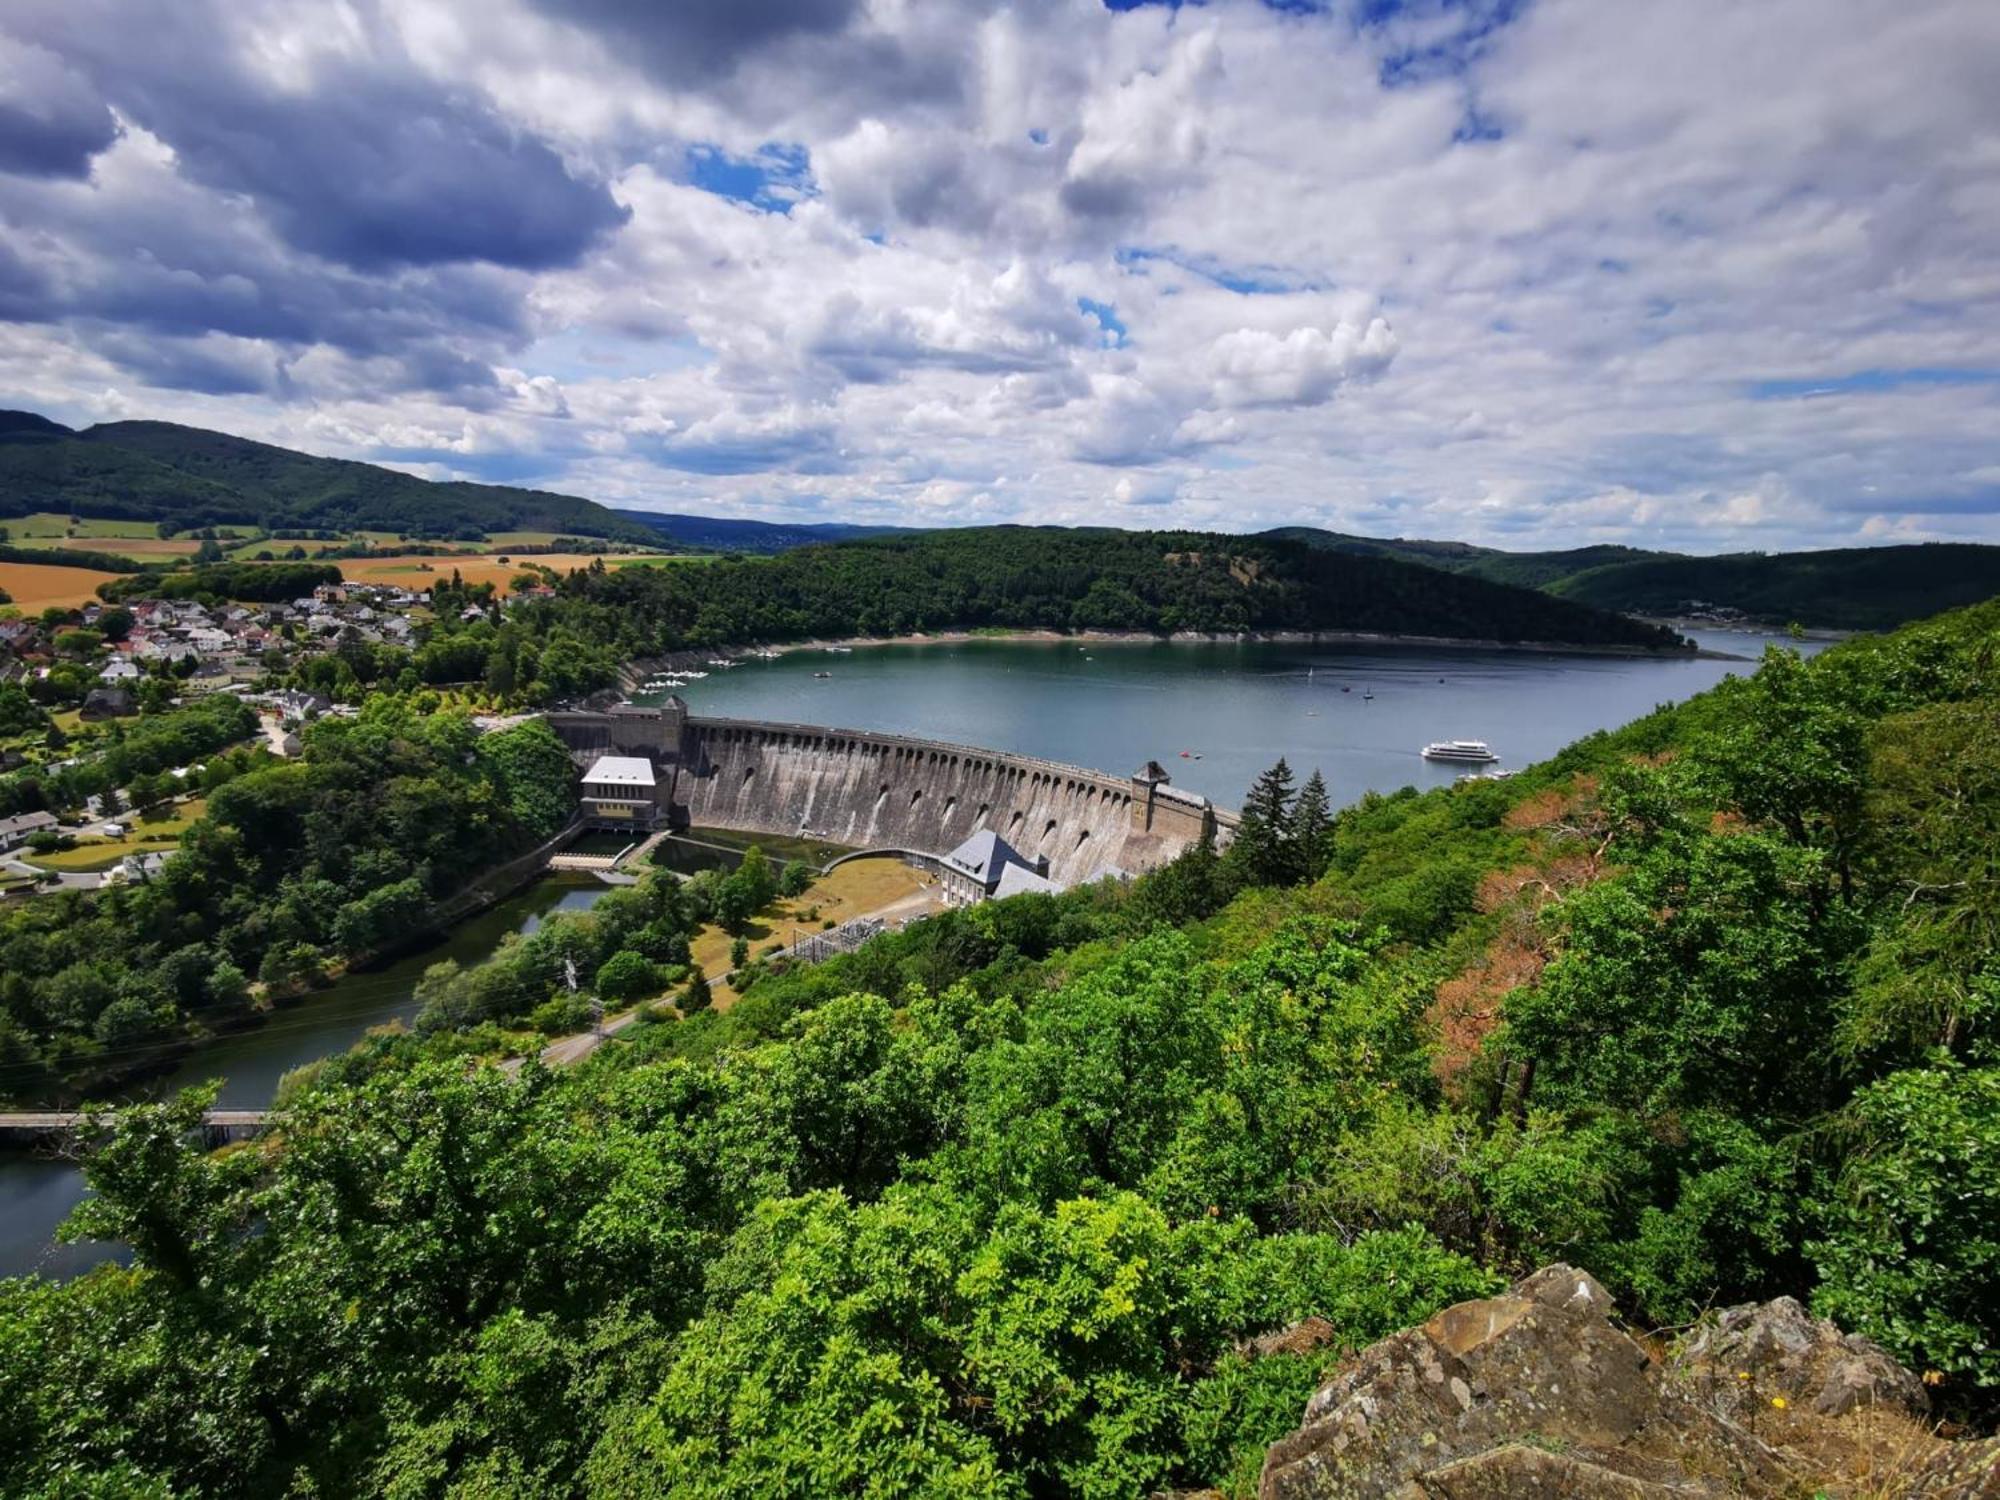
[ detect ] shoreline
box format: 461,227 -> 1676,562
630,627 -> 1718,679
766,627 -> 1721,660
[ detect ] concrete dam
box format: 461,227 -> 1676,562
546,701 -> 1232,888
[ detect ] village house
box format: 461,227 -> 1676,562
0,810 -> 59,852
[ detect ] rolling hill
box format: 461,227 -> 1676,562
1268,526 -> 2000,629
613,508 -> 913,554
0,412 -> 658,544
1544,543 -> 2000,631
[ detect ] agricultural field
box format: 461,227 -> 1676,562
2,511 -> 162,540
2,512 -> 252,554
478,530 -> 572,548
331,551 -> 695,592
0,560 -> 122,609
51,536 -> 199,559
222,535 -> 346,560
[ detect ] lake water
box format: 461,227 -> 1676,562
3,625 -> 1828,1281
640,628 -> 1827,808
0,877 -> 609,1280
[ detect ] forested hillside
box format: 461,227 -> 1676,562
1547,542 -> 2000,629
1,600 -> 1993,1497
507,526 -> 1687,662
1273,524 -> 2000,629
0,413 -> 655,542
0,703 -> 576,1095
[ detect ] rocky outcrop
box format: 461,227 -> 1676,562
1258,1266 -> 1999,1499
1672,1295 -> 1928,1422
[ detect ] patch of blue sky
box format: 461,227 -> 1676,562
526,329 -> 710,384
686,142 -> 814,213
1078,298 -> 1128,347
1102,1 -> 1333,12
1116,245 -> 1321,295
1366,0 -> 1528,88
1452,101 -> 1504,142
373,446 -> 561,487
1747,368 -> 2000,400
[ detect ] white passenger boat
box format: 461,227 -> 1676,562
1422,739 -> 1500,764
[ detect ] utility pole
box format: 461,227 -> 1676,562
566,957 -> 602,1036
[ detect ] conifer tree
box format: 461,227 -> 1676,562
1289,769 -> 1334,882
1227,756 -> 1297,887
682,968 -> 713,1015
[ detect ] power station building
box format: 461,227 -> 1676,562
937,830 -> 1057,905
578,754 -> 666,831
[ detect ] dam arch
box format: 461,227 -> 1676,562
547,708 -> 1232,888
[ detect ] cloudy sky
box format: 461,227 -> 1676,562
1,0 -> 1996,551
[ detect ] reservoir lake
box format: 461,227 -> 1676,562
2,625 -> 1822,1279
638,627 -> 1825,807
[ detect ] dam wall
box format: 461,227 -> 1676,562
545,704 -> 1230,887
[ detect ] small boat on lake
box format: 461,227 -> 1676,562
1422,739 -> 1500,764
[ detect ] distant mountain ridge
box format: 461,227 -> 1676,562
0,411 -> 657,543
613,508 -> 912,554
1266,526 -> 2000,630
0,407 -> 1988,628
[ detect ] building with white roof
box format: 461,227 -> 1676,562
580,754 -> 664,830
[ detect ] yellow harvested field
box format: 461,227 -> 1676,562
52,536 -> 199,557
0,560 -> 121,609
333,552 -> 682,592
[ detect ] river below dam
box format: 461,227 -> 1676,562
2,624 -> 1824,1280
0,877 -> 617,1280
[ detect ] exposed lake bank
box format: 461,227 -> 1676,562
630,625 -> 1713,680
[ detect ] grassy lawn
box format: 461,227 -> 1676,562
685,855 -> 930,1006
20,796 -> 207,872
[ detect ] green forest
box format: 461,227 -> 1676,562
497,525 -> 1682,661
1273,524 -> 2000,630
0,599 -> 1994,1496
0,413 -> 655,543
0,703 -> 577,1096
1544,542 -> 2000,629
